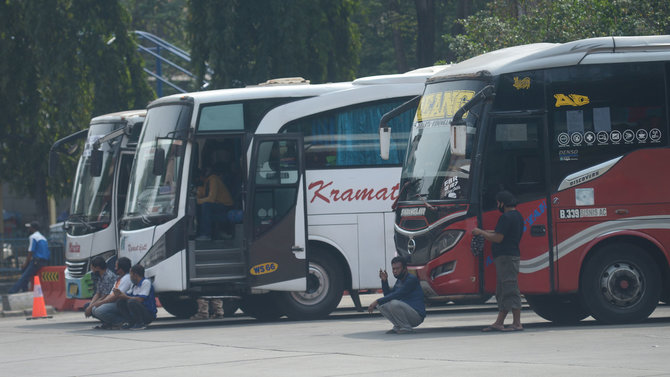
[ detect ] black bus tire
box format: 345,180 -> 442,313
158,294 -> 198,319
222,298 -> 240,317
580,244 -> 661,324
239,293 -> 285,321
526,294 -> 589,324
274,251 -> 344,320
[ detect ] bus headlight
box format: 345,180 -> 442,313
430,230 -> 464,259
139,234 -> 166,269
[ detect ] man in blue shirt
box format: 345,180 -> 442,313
368,256 -> 426,334
9,221 -> 51,293
114,264 -> 157,330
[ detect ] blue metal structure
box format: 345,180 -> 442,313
133,30 -> 211,97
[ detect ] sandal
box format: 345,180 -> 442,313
481,325 -> 504,332
503,326 -> 524,332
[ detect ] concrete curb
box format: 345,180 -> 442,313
1,305 -> 56,318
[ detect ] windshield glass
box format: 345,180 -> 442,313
123,104 -> 191,229
68,122 -> 121,235
400,80 -> 486,202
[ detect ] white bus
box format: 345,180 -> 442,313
50,110 -> 145,298
119,68 -> 443,320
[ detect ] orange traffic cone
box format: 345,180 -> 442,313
27,275 -> 52,320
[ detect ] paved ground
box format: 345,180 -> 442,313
2,295 -> 669,377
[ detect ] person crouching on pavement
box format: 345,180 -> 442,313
84,256 -> 117,319
114,264 -> 157,330
90,257 -> 132,329
368,256 -> 426,334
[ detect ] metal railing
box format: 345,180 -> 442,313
0,238 -> 65,281
133,30 -> 212,97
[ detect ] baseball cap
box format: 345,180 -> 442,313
25,221 -> 40,231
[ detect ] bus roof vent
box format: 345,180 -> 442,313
257,77 -> 310,86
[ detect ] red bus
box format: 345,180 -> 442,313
380,35 -> 670,324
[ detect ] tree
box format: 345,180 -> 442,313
122,0 -> 189,50
354,0 -> 486,76
415,0 -> 435,67
0,0 -> 153,230
447,0 -> 670,62
187,0 -> 361,88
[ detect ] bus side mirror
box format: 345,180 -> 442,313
152,147 -> 165,176
90,149 -> 103,177
379,127 -> 391,160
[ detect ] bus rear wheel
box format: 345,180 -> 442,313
580,244 -> 661,324
274,251 -> 344,320
240,293 -> 285,321
158,294 -> 198,319
526,294 -> 589,324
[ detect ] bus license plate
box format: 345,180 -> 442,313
68,283 -> 79,296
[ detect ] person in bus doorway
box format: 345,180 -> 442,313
84,256 -> 118,319
367,256 -> 426,334
91,257 -> 133,329
8,221 -> 51,293
195,164 -> 234,241
472,190 -> 524,332
114,264 -> 157,330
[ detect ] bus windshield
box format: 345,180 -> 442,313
123,104 -> 191,228
400,80 -> 486,202
68,123 -> 119,235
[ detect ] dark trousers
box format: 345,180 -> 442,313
199,202 -> 230,237
117,298 -> 154,325
9,259 -> 47,293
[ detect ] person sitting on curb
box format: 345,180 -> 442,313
90,257 -> 132,329
368,256 -> 426,334
114,264 -> 157,330
84,256 -> 117,319
9,221 -> 51,293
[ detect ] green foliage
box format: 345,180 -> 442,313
122,0 -> 189,50
447,0 -> 670,62
187,0 -> 361,88
0,0 -> 153,225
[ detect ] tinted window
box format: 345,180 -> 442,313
548,62 -> 667,189
283,98 -> 416,169
481,117 -> 545,210
197,98 -> 303,134
494,71 -> 545,111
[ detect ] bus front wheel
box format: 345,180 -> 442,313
158,294 -> 198,319
580,244 -> 661,324
525,294 -> 589,324
275,251 -> 344,320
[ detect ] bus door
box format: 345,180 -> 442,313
114,152 -> 135,248
246,134 -> 308,290
480,115 -> 552,294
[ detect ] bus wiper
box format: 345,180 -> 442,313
124,211 -> 154,226
67,214 -> 94,230
392,178 -> 422,210
140,213 -> 152,225
413,193 -> 436,210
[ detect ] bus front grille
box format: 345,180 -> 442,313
65,259 -> 88,278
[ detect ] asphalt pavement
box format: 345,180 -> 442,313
1,295 -> 669,377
